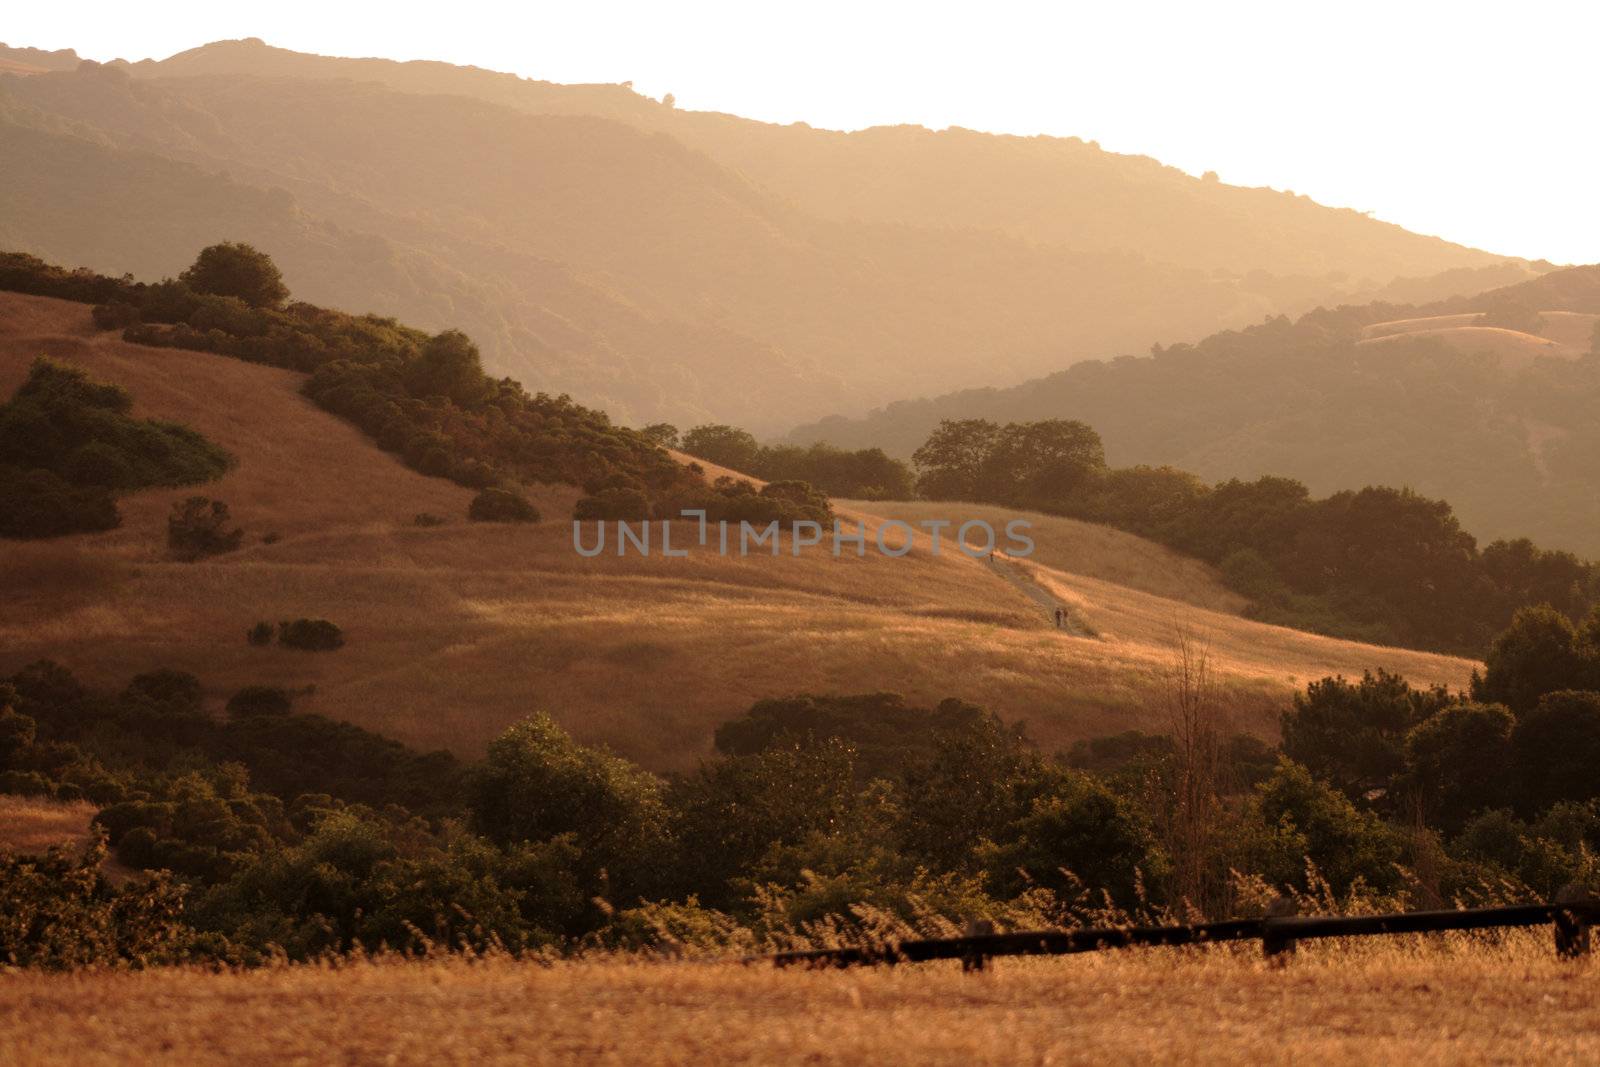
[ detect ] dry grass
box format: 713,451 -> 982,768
846,500 -> 1249,614
3,942 -> 1599,1065
0,292 -> 1476,768
0,796 -> 100,856
1359,310 -> 1596,367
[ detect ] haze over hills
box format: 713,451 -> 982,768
0,291 -> 1473,766
0,38 -> 1538,432
790,265 -> 1600,554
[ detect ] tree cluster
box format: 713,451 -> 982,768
675,423 -> 915,501
0,359 -> 233,539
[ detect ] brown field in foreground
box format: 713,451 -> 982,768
0,292 -> 1475,767
3,943 -> 1598,1065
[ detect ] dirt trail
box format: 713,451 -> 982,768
987,554 -> 1096,638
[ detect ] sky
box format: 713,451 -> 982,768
7,0 -> 1597,263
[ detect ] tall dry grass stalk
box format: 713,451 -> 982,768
1160,622 -> 1230,917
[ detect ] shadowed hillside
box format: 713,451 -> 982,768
0,292 -> 1473,766
791,266 -> 1600,553
0,39 -> 1531,432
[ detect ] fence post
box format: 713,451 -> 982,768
962,919 -> 995,973
1262,895 -> 1298,962
1554,884 -> 1598,960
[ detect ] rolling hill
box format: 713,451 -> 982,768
0,39 -> 1533,433
790,266 -> 1600,554
0,292 -> 1474,768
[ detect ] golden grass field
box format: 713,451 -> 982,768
1359,310 -> 1597,367
3,941 -> 1599,1065
0,292 -> 1475,767
0,795 -> 98,856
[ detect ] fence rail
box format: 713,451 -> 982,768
759,885 -> 1600,971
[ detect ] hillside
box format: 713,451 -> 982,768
0,40 -> 1529,432
1358,310 -> 1597,368
122,38 -> 1514,282
790,266 -> 1600,554
0,293 -> 1473,767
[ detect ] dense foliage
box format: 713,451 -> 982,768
675,423 -> 915,500
0,358 -> 233,539
911,417 -> 1598,654
9,603 -> 1600,965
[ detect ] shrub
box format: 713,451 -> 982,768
0,359 -> 232,537
245,621 -> 275,647
412,513 -> 447,527
1280,671 -> 1456,802
0,706 -> 37,768
1512,691 -> 1600,813
0,839 -> 194,968
178,243 -> 289,308
468,488 -> 540,523
277,619 -> 345,652
64,442 -> 136,489
167,497 -> 244,560
573,487 -> 651,521
0,770 -> 54,797
1401,703 -> 1515,832
470,714 -> 668,902
0,467 -> 119,539
225,686 -> 293,719
91,301 -> 141,331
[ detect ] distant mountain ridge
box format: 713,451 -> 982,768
0,38 -> 1533,431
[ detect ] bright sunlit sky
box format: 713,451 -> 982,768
8,1 -> 1598,263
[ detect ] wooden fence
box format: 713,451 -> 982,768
761,885 -> 1600,971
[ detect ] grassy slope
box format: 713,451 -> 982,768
0,294 -> 1473,767
1360,310 -> 1596,367
3,946 -> 1597,1065
0,796 -> 100,856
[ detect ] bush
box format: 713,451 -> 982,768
225,686 -> 293,719
0,839 -> 194,968
470,714 -> 668,902
468,488 -> 540,524
1512,691 -> 1600,813
245,621 -> 275,647
0,359 -> 232,538
277,620 -> 345,652
1280,671 -> 1455,802
573,487 -> 651,521
0,466 -> 119,539
1401,703 -> 1515,832
178,243 -> 289,309
64,441 -> 137,489
0,770 -> 54,797
167,497 -> 244,560
412,513 -> 447,527
91,301 -> 141,331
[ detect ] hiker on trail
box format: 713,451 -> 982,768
1054,607 -> 1064,629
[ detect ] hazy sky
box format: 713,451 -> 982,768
9,1 -> 1597,263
